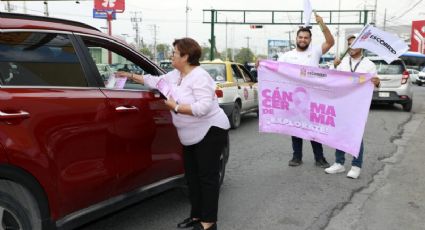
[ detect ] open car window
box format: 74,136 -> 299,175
80,36 -> 161,90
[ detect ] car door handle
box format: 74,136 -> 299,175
115,106 -> 139,112
0,110 -> 30,119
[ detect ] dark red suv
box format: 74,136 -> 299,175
0,13 -> 229,230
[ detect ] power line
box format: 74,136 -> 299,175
387,0 -> 423,22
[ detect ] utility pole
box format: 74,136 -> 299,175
285,31 -> 293,49
23,1 -> 27,14
336,0 -> 342,56
231,26 -> 235,61
43,1 -> 49,17
131,11 -> 142,49
151,25 -> 158,63
374,0 -> 378,25
245,36 -> 251,49
383,8 -> 387,31
185,0 -> 190,37
6,1 -> 11,12
225,18 -> 228,60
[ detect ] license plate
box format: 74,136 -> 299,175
379,92 -> 390,97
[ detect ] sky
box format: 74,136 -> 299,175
1,0 -> 424,56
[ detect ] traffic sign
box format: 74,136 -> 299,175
93,9 -> 116,19
250,25 -> 263,29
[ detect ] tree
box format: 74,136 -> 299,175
235,48 -> 254,64
220,48 -> 234,61
156,43 -> 171,60
140,45 -> 153,59
201,46 -> 211,61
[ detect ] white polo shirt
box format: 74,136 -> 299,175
278,45 -> 323,67
336,56 -> 377,74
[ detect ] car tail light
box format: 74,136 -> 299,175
215,89 -> 223,98
401,70 -> 409,84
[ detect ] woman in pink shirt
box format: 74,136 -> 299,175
119,38 -> 229,230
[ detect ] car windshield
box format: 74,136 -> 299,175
372,60 -> 404,75
200,63 -> 226,82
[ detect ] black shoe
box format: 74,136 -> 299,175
178,218 -> 199,228
315,158 -> 330,168
192,222 -> 217,230
288,158 -> 302,166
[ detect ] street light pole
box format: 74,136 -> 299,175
336,0 -> 341,56
225,18 -> 228,60
185,0 -> 190,37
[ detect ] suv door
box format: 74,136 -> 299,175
77,35 -> 183,196
0,31 -> 115,217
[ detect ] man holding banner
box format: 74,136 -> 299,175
277,13 -> 334,168
324,34 -> 380,179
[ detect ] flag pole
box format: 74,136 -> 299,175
334,24 -> 371,68
313,11 -> 324,32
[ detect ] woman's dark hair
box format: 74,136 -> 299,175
172,38 -> 202,66
296,27 -> 312,38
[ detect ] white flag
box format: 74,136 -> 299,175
303,0 -> 313,27
351,24 -> 408,64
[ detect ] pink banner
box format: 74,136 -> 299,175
258,60 -> 375,157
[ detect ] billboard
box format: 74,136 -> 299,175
267,40 -> 292,60
94,0 -> 125,12
411,20 -> 425,54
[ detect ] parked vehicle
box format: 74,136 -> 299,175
416,67 -> 425,86
201,60 -> 258,128
370,57 -> 413,112
407,68 -> 419,84
159,60 -> 174,72
96,63 -> 114,81
0,13 -> 229,230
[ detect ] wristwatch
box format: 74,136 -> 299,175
174,104 -> 180,113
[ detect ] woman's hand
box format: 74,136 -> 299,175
164,97 -> 178,112
116,71 -> 131,78
116,71 -> 144,84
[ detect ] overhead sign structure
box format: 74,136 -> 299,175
93,9 -> 116,19
94,0 -> 125,13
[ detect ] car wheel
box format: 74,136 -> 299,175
0,180 -> 42,230
418,83 -> 422,86
402,100 -> 413,112
218,135 -> 230,187
229,102 -> 241,129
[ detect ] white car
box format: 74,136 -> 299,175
417,68 -> 425,86
370,57 -> 413,112
407,69 -> 420,84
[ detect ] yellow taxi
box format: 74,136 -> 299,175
201,59 -> 258,128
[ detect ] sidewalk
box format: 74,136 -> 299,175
326,112 -> 425,230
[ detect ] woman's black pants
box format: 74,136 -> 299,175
183,126 -> 228,223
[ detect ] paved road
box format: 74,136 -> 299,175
79,86 -> 424,230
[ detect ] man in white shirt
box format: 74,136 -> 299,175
324,34 -> 380,179
278,13 -> 335,168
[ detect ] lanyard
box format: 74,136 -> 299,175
349,56 -> 364,72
